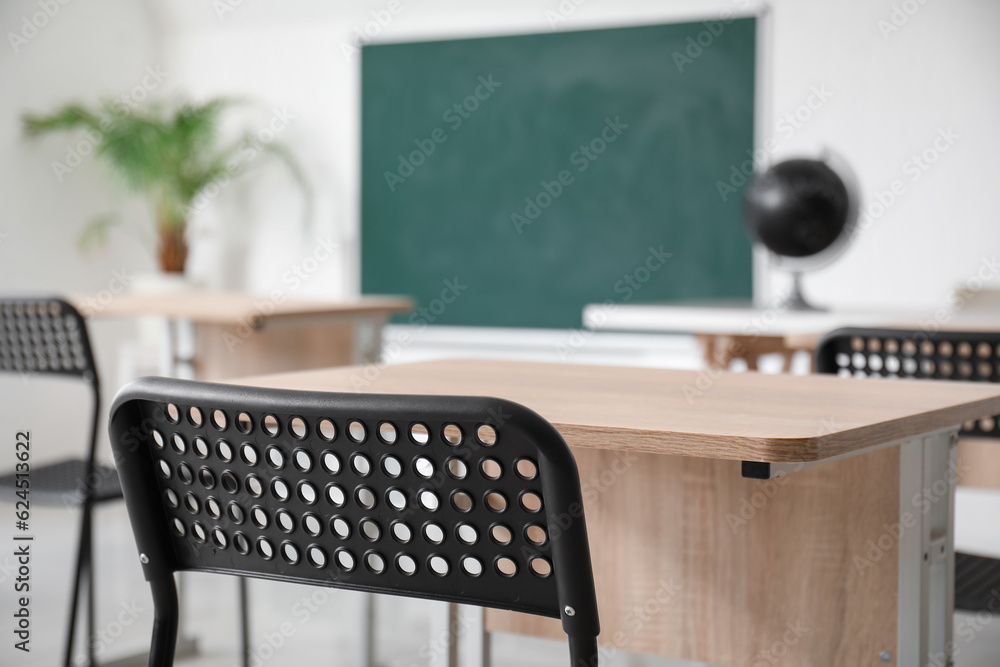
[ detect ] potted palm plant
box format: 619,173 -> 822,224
23,97 -> 308,275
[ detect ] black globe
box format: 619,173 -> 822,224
743,159 -> 851,259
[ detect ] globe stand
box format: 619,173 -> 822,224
780,271 -> 825,312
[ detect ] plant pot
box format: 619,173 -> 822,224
158,224 -> 189,274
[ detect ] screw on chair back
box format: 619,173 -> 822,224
816,327 -> 1000,435
109,376 -> 600,667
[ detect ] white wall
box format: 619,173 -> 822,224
0,0 -> 996,440
148,0 -> 1000,312
4,0 -> 1000,320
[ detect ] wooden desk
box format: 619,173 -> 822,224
76,291 -> 410,667
235,359 -> 1000,667
582,303 -> 911,371
74,290 -> 412,380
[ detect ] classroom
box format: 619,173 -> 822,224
2,1 -> 999,666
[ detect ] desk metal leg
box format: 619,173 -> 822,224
451,606 -> 489,667
238,578 -> 250,667
360,594 -> 375,667
352,317 -> 386,365
897,429 -> 957,667
434,603 -> 491,667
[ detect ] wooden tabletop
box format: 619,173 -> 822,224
233,359 -> 1000,463
72,290 -> 412,326
582,302 -> 907,336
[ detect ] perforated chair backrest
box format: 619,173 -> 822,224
109,376 -> 600,665
0,297 -> 97,384
816,327 -> 1000,436
1,296 -> 101,470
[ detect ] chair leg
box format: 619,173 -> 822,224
238,577 -> 250,667
63,508 -> 91,667
568,636 -> 598,667
86,504 -> 96,667
148,575 -> 180,667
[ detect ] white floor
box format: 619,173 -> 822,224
0,472 -> 997,667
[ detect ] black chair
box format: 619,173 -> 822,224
108,376 -> 601,667
817,327 -> 1000,614
0,297 -> 123,667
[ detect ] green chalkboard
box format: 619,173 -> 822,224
362,19 -> 756,329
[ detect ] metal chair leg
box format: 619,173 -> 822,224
148,576 -> 180,667
568,636 -> 598,667
63,508 -> 90,667
86,504 -> 96,666
238,577 -> 250,667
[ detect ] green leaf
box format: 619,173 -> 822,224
22,95 -> 313,251
77,213 -> 121,252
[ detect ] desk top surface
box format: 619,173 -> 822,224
582,302 -> 911,336
234,359 -> 1000,463
72,290 -> 412,325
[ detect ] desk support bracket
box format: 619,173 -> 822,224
741,432 -> 930,480
897,428 -> 957,667
743,427 -> 957,666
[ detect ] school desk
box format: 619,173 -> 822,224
581,302 -> 900,371
232,358 -> 1000,667
72,290 -> 412,379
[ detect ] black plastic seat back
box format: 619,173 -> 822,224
816,327 -> 1000,436
0,296 -> 108,667
817,326 -> 1000,616
109,376 -> 600,666
0,297 -> 97,384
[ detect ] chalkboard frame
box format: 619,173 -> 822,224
361,15 -> 763,329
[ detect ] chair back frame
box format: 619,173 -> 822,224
109,376 -> 600,667
0,296 -> 102,481
816,327 -> 1000,436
